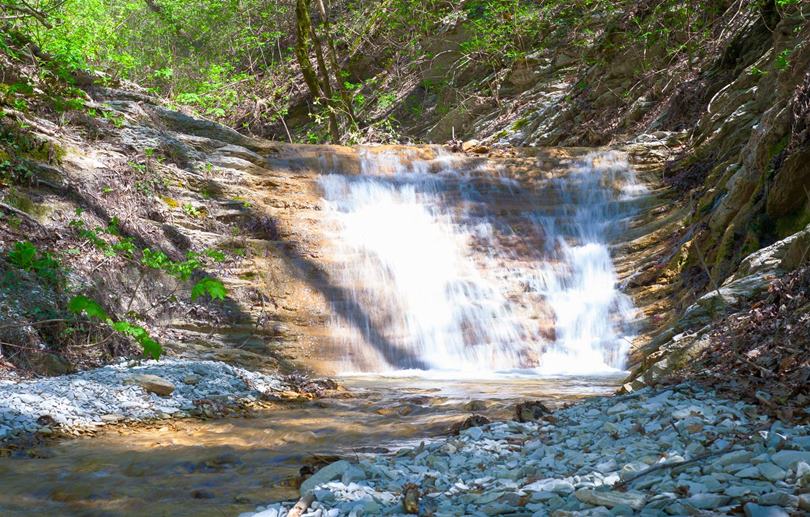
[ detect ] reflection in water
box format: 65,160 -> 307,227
320,149 -> 645,374
0,376 -> 620,516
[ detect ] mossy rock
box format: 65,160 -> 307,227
767,148 -> 810,221
2,189 -> 50,219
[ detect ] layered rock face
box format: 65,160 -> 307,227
2,87 -> 668,376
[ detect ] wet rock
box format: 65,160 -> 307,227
515,401 -> 551,422
450,414 -> 490,435
36,415 -> 57,427
402,483 -> 420,514
129,374 -> 176,397
461,139 -> 489,154
299,460 -> 351,495
464,400 -> 488,412
202,452 -> 241,470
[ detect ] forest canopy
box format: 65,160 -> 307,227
2,0 -> 804,144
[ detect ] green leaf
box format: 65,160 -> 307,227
138,335 -> 162,360
111,321 -> 162,359
68,295 -> 110,321
191,277 -> 227,301
142,248 -> 170,270
7,241 -> 37,270
204,248 -> 226,262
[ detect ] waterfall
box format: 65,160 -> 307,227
318,148 -> 645,376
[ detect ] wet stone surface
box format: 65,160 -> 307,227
0,375 -> 617,515
247,384 -> 810,517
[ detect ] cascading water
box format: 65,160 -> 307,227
318,148 -> 646,375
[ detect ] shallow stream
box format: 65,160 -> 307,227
0,374 -> 621,516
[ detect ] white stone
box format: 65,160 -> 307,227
574,489 -> 646,510
523,479 -> 575,495
300,461 -> 352,495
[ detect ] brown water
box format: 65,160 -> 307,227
0,374 -> 621,516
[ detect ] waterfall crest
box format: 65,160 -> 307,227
318,148 -> 645,376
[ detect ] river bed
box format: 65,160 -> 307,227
0,374 -> 621,516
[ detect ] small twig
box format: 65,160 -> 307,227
91,256 -> 114,274
0,340 -> 45,352
670,420 -> 686,441
126,270 -> 147,313
0,319 -> 72,331
695,241 -> 722,299
615,446 -> 731,488
739,355 -> 773,377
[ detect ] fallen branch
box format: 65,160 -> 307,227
287,493 -> 315,517
615,446 -> 731,489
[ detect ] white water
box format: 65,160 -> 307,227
318,148 -> 645,376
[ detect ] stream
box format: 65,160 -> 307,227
0,374 -> 622,516
0,148 -> 648,515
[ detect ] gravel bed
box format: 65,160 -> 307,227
0,359 -> 286,440
244,385 -> 810,516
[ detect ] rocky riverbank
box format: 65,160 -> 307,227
245,385 -> 810,517
0,359 -> 288,442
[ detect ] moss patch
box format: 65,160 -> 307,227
775,203 -> 810,238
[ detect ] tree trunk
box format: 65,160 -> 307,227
315,0 -> 357,125
295,0 -> 340,143
295,0 -> 323,100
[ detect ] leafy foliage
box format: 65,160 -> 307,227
6,241 -> 62,285
191,277 -> 227,301
4,0 -> 294,118
67,294 -> 110,321
68,295 -> 162,359
2,210 -> 231,361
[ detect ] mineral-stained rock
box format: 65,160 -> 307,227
402,483 -> 419,514
450,414 -> 491,435
299,460 -> 351,495
515,401 -> 551,422
128,374 -> 175,397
